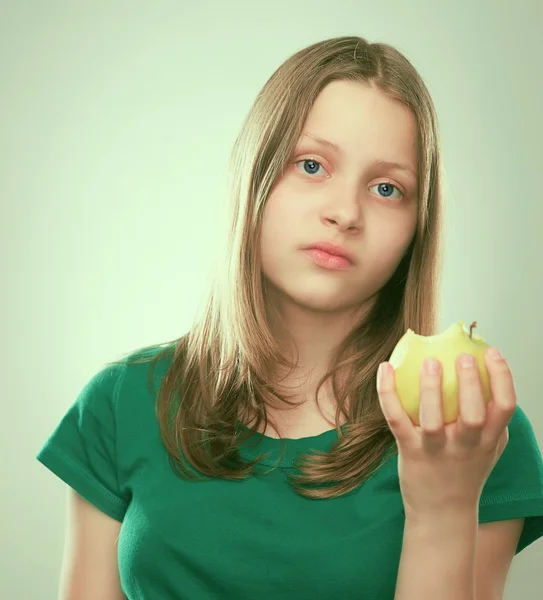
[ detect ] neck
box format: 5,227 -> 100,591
266,290 -> 371,375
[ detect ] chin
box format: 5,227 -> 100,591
282,283 -> 361,314
262,269 -> 368,312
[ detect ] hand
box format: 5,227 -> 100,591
376,348 -> 517,518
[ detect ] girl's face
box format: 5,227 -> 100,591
259,79 -> 419,318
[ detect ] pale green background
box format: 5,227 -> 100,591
1,1 -> 542,598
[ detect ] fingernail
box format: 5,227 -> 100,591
460,354 -> 475,368
488,347 -> 503,361
423,358 -> 439,374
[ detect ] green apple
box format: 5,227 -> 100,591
388,321 -> 492,425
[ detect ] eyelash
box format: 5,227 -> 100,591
294,158 -> 405,200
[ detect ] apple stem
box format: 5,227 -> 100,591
469,321 -> 477,339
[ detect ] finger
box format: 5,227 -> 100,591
377,362 -> 416,446
456,353 -> 486,447
483,348 -> 517,445
419,358 -> 446,452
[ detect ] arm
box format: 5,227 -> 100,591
58,489 -> 125,600
394,509 -> 524,600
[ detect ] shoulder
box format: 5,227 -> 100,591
480,403 -> 543,553
68,342 -> 177,428
109,342 -> 177,400
501,404 -> 543,466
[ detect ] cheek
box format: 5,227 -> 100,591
370,224 -> 416,274
259,194 -> 287,268
260,186 -> 305,249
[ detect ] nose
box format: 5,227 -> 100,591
321,189 -> 363,233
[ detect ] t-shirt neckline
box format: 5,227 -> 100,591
235,420 -> 348,468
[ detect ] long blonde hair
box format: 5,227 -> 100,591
114,35 -> 444,499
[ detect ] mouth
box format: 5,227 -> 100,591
302,241 -> 356,270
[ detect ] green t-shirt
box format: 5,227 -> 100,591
37,346 -> 543,600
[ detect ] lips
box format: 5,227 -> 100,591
301,241 -> 357,271
303,241 -> 356,265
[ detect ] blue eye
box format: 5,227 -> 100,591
296,159 -> 328,177
369,182 -> 403,200
295,160 -> 404,200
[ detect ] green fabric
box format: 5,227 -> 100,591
37,346 -> 543,600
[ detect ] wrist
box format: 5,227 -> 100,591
404,504 -> 479,529
397,506 -> 478,600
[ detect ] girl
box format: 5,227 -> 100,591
37,36 -> 543,600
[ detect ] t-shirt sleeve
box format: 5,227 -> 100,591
36,362 -> 130,522
478,404 -> 543,554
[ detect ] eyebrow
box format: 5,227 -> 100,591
301,133 -> 418,180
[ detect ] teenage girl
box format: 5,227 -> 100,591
38,35 -> 543,600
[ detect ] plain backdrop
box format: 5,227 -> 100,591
1,1 -> 542,598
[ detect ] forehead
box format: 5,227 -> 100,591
300,80 -> 418,164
